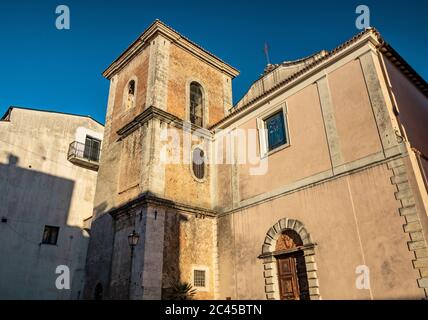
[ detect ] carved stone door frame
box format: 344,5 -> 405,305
258,218 -> 321,300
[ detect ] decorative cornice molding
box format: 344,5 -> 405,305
116,105 -> 213,140
211,27 -> 427,130
218,151 -> 408,217
108,191 -> 217,221
210,30 -> 381,130
103,19 -> 239,79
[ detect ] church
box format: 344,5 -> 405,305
84,20 -> 428,300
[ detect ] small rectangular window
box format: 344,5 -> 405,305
265,110 -> 287,151
193,269 -> 206,288
42,225 -> 59,245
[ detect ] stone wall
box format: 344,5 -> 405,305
110,46 -> 150,142
167,43 -> 230,127
162,210 -> 216,300
164,128 -> 212,209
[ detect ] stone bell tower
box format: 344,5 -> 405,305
84,20 -> 239,300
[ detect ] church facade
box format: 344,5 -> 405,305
84,20 -> 428,300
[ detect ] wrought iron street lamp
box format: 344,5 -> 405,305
128,229 -> 140,249
128,229 -> 140,299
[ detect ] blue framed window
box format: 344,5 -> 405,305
265,111 -> 287,151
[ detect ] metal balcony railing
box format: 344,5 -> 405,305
67,141 -> 100,170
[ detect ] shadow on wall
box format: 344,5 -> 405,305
0,154 -> 88,300
84,196 -> 191,300
83,201 -> 114,300
161,212 -> 188,300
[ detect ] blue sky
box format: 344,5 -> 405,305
0,0 -> 427,124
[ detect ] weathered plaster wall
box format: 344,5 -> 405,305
237,84 -> 331,201
385,58 -> 428,178
92,53 -> 151,215
217,163 -> 424,300
215,162 -> 233,211
0,108 -> 103,299
110,47 -> 150,142
162,211 -> 215,300
218,51 -> 392,211
117,127 -> 144,203
215,43 -> 427,300
164,129 -> 211,209
87,29 -> 230,300
328,59 -> 383,163
92,71 -> 120,217
83,212 -> 115,299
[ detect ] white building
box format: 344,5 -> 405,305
0,107 -> 103,299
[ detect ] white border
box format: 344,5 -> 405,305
256,102 -> 290,158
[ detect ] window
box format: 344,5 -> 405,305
42,225 -> 59,245
191,266 -> 209,291
126,80 -> 136,109
265,111 -> 287,151
192,147 -> 205,180
193,269 -> 206,288
83,136 -> 101,162
257,105 -> 290,157
190,82 -> 203,127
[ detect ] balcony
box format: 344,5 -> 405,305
67,141 -> 100,171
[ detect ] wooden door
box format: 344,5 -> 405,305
277,255 -> 300,300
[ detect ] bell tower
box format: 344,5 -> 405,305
84,20 -> 239,300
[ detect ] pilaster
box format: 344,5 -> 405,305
359,51 -> 400,158
146,34 -> 170,111
316,76 -> 343,174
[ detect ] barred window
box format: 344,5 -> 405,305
192,147 -> 205,180
193,269 -> 206,288
190,82 -> 203,127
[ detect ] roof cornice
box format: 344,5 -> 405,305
103,19 -> 239,79
1,106 -> 104,126
377,41 -> 428,98
210,29 -> 383,130
211,28 -> 428,130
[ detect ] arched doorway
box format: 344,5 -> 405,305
94,283 -> 103,300
275,230 -> 309,300
259,218 -> 320,300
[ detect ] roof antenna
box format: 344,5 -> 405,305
264,42 -> 271,65
264,42 -> 275,74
